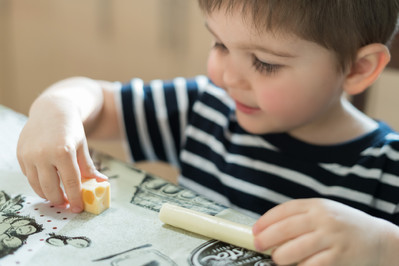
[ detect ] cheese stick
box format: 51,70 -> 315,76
159,203 -> 271,255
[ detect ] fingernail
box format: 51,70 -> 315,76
72,207 -> 83,213
96,170 -> 109,180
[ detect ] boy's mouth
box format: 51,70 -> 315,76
234,100 -> 260,114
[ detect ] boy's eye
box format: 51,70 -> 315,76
213,42 -> 228,52
252,56 -> 282,75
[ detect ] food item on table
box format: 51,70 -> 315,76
81,179 -> 110,214
159,203 -> 271,255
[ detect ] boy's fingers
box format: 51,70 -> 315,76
272,231 -> 330,266
77,141 -> 108,181
25,165 -> 46,199
296,249 -> 332,266
16,153 -> 27,176
56,151 -> 83,213
253,200 -> 309,235
254,212 -> 314,251
36,164 -> 65,205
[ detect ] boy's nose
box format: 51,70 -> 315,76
223,61 -> 249,91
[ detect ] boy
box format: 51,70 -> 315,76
17,1 -> 399,265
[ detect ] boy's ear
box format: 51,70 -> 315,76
343,43 -> 390,96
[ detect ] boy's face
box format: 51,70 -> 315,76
205,9 -> 347,136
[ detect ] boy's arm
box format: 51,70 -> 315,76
17,77 -> 119,213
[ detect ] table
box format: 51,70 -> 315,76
0,105 -> 275,266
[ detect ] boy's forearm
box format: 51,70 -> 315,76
36,77 -> 103,121
30,77 -> 104,133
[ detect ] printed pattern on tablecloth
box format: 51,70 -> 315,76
0,191 -> 76,266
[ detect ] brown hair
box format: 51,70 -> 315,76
198,0 -> 399,72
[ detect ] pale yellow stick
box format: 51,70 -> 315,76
159,203 -> 271,255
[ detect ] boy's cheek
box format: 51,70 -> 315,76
207,53 -> 225,90
258,89 -> 297,115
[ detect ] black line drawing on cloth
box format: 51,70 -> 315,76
94,243 -> 178,266
131,175 -> 227,215
189,240 -> 276,266
0,191 -> 24,213
45,233 -> 91,248
0,191 -> 43,258
110,248 -> 177,266
92,243 -> 152,262
0,213 -> 43,258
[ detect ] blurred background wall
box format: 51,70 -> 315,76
0,0 -> 210,115
0,0 -> 399,161
0,0 -> 211,162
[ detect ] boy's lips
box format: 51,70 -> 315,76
234,100 -> 260,114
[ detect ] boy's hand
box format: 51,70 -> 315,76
252,198 -> 390,266
17,97 -> 107,213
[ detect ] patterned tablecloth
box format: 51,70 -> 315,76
0,105 -> 275,266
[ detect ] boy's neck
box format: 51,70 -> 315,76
288,97 -> 378,145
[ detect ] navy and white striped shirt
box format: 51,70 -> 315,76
118,76 -> 399,222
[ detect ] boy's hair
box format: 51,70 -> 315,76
198,0 -> 399,72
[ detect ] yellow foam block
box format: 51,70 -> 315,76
81,179 -> 110,215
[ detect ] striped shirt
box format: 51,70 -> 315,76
118,76 -> 399,222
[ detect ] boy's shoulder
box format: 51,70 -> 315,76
383,130 -> 399,149
377,121 -> 399,144
363,121 -> 399,156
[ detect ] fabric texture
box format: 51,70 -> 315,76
119,76 -> 399,222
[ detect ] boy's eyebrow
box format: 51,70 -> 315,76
204,22 -> 296,58
236,43 -> 296,58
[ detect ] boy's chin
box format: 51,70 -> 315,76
235,116 -> 285,136
237,120 -> 272,135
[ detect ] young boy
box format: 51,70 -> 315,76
17,0 -> 399,265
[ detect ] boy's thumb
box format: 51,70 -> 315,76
77,141 -> 108,182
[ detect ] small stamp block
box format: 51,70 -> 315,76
81,179 -> 110,215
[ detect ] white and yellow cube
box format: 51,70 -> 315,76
81,179 -> 110,215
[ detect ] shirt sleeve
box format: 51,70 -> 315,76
119,76 -> 209,167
